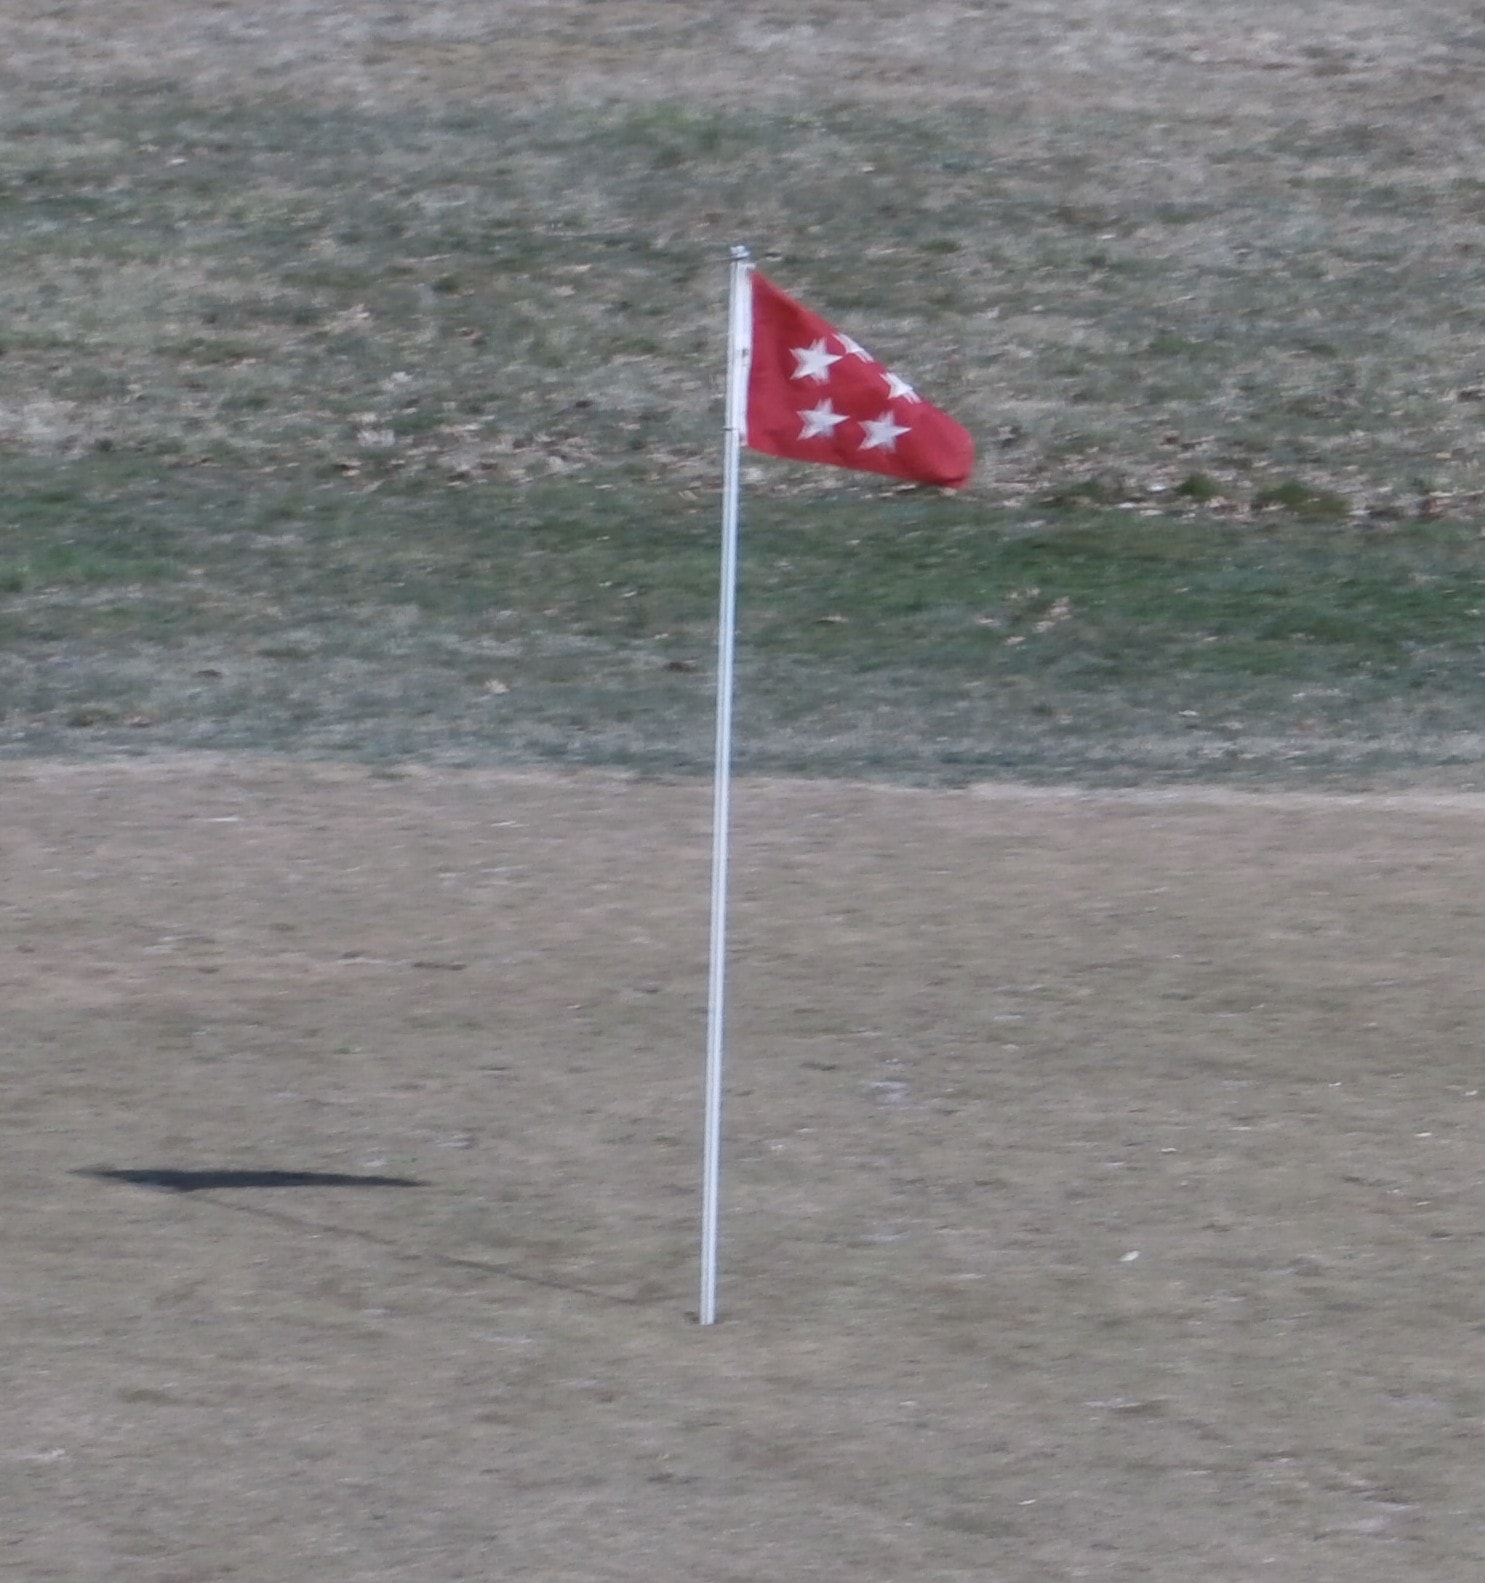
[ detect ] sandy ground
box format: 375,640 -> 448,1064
4,756 -> 1485,1581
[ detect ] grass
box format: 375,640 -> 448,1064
3,2 -> 1485,783
4,453 -> 1485,782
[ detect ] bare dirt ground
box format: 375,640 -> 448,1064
4,758 -> 1485,1581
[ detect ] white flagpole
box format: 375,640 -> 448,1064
700,244 -> 753,1326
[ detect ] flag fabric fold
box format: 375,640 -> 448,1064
745,270 -> 974,490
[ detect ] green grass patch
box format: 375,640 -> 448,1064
1252,477 -> 1352,521
1174,471 -> 1223,502
4,455 -> 1485,783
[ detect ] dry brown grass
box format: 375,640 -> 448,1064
7,1 -> 1485,778
1,3 -> 1469,108
3,1 -> 1485,504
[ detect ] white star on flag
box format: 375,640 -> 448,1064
859,410 -> 911,452
790,338 -> 842,382
836,333 -> 874,361
884,371 -> 921,402
797,399 -> 847,440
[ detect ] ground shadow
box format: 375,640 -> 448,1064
77,1166 -> 425,1191
76,1165 -> 651,1307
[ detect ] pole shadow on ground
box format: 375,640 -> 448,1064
74,1166 -> 650,1307
77,1166 -> 426,1191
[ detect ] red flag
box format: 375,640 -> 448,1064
745,271 -> 973,490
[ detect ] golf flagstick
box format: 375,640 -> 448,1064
699,245 -> 752,1327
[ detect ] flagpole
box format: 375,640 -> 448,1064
700,244 -> 753,1326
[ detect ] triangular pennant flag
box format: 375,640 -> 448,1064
746,271 -> 974,489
